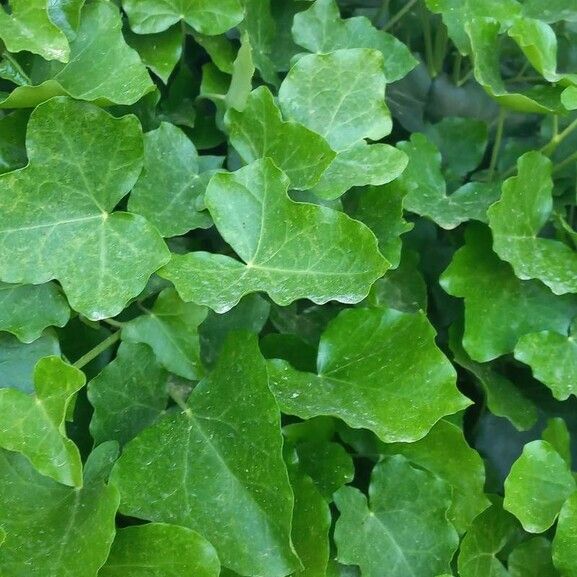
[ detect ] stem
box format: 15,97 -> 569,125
433,22 -> 448,76
542,116 -> 577,156
489,109 -> 506,182
418,1 -> 435,77
101,318 -> 124,328
73,331 -> 121,370
457,67 -> 474,87
168,383 -> 192,416
452,52 -> 462,85
553,150 -> 577,174
373,0 -> 390,26
383,0 -> 418,32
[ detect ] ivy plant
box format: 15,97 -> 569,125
2,0 -> 577,575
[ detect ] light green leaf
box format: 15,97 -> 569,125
334,456 -> 459,577
450,326 -> 538,431
160,158 -> 389,313
110,334 -> 301,577
192,32 -> 235,74
523,0 -> 577,22
225,32 -> 255,112
278,48 -> 392,151
226,86 -> 335,190
425,0 -> 522,55
504,440 -> 576,533
542,418 -> 572,467
123,0 -> 244,34
128,122 -> 212,237
309,142 -> 408,201
122,288 -> 207,381
0,331 -> 60,392
382,419 -> 490,533
99,524 -> 220,577
457,501 -> 520,577
401,134 -> 501,229
514,322 -> 577,401
268,307 -> 470,443
0,0 -> 69,62
0,356 -> 84,487
509,537 -> 560,577
441,224 -> 577,361
292,0 -> 416,83
0,282 -> 70,343
47,0 -> 85,39
0,97 -> 169,320
553,492 -> 577,577
489,151 -> 577,295
466,18 -> 563,114
88,342 -> 168,446
562,86 -> 577,110
0,448 -> 119,577
125,25 -> 183,83
0,2 -> 155,108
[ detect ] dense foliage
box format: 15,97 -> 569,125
1,0 -> 577,575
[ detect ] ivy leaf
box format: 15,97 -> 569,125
381,419 -> 490,533
292,0 -> 417,83
48,0 -> 85,39
125,25 -> 183,84
309,142 -> 408,201
440,224 -> 577,362
0,331 -> 60,392
123,0 -> 244,35
99,523 -> 220,577
225,32 -> 255,112
160,158 -> 389,313
514,322 -> 577,401
0,356 -> 84,487
489,151 -> 577,295
278,48 -> 392,151
128,122 -> 212,237
0,110 -> 28,174
401,134 -> 501,229
0,0 -> 69,62
226,86 -> 336,190
334,456 -> 459,577
110,334 -> 301,577
0,281 -> 70,343
553,492 -> 577,577
0,2 -> 155,108
0,97 -> 169,320
542,418 -> 572,466
457,501 -> 521,577
88,342 -> 168,446
523,0 -> 577,23
0,447 -> 119,577
267,307 -> 470,443
509,537 -> 560,577
122,288 -> 208,381
504,440 -> 576,533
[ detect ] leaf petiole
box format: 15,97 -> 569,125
73,330 -> 121,370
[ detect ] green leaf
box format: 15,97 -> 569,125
334,456 -> 459,577
0,281 -> 70,343
226,86 -> 336,190
110,334 -> 301,577
514,322 -> 577,401
441,224 -> 577,361
489,151 -> 577,295
225,32 -> 255,112
425,0 -> 522,55
0,110 -> 28,174
88,342 -> 168,446
309,141 -> 408,201
160,158 -> 389,313
123,0 -> 244,34
0,0 -> 69,62
268,307 -> 470,443
401,134 -> 501,229
0,331 -> 60,392
523,0 -> 577,23
457,501 -> 520,577
0,2 -> 155,108
504,440 -> 576,533
553,492 -> 577,577
381,419 -> 490,533
122,288 -> 208,381
125,25 -> 183,83
278,48 -> 392,151
509,537 -> 560,577
292,0 -> 417,83
99,523 -> 220,577
0,356 -> 84,487
128,122 -> 212,237
0,448 -> 119,577
0,97 -> 169,320
47,0 -> 85,39
542,418 -> 572,467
